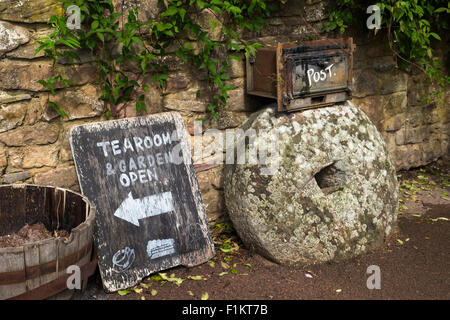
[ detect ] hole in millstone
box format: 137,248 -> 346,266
314,162 -> 347,194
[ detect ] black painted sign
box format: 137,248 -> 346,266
69,112 -> 215,292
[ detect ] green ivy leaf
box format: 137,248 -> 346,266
91,20 -> 99,30
48,101 -> 68,119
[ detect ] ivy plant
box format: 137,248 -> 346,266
324,0 -> 450,99
36,0 -> 276,119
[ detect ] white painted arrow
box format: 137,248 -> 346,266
114,191 -> 174,226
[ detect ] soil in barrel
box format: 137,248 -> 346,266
0,223 -> 70,248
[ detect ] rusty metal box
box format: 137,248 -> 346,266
246,38 -> 354,112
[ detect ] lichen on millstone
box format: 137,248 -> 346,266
223,101 -> 399,266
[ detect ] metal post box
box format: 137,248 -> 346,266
246,38 -> 354,112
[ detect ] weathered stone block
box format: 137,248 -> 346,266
0,0 -> 63,23
201,188 -> 224,221
372,56 -> 396,73
383,132 -> 396,157
0,59 -> 97,91
384,113 -> 405,132
395,127 -> 427,145
5,28 -> 52,59
112,0 -> 162,23
352,95 -> 384,132
34,166 -> 79,191
393,144 -> 422,170
227,56 -> 245,79
23,98 -> 44,126
225,88 -> 248,112
422,139 -> 442,163
424,108 -> 441,125
1,171 -> 31,184
196,166 -> 224,193
60,120 -> 98,162
0,21 -> 30,56
164,89 -> 207,113
10,145 -> 59,169
303,2 -> 327,22
407,74 -> 433,107
165,75 -> 190,93
193,9 -> 224,42
378,70 -> 408,95
0,91 -> 31,104
0,102 -> 26,133
273,0 -> 303,17
120,83 -> 164,118
353,69 -> 378,98
0,144 -> 6,173
0,122 -> 59,146
42,84 -> 104,120
383,92 -> 407,118
405,109 -> 425,128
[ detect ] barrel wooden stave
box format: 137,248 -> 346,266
0,184 -> 95,300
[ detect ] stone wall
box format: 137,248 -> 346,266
0,0 -> 448,221
0,0 -> 102,194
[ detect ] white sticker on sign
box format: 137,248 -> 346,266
147,239 -> 176,259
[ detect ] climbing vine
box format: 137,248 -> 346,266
324,0 -> 450,99
36,0 -> 276,119
37,0 -> 449,119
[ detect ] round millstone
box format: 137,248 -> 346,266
224,101 -> 399,266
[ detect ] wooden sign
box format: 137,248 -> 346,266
69,112 -> 215,292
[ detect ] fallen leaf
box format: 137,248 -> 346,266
201,292 -> 209,300
188,275 -> 204,280
221,261 -> 230,269
140,283 -> 151,289
151,274 -> 163,282
158,272 -> 184,286
218,272 -> 228,276
397,239 -> 404,245
187,290 -> 194,296
151,289 -> 157,296
244,263 -> 253,269
118,290 -> 131,296
336,289 -> 342,293
207,260 -> 215,268
133,287 -> 143,294
141,296 -> 146,300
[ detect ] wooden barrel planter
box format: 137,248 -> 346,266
0,184 -> 97,300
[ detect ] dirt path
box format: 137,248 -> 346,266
73,161 -> 450,300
